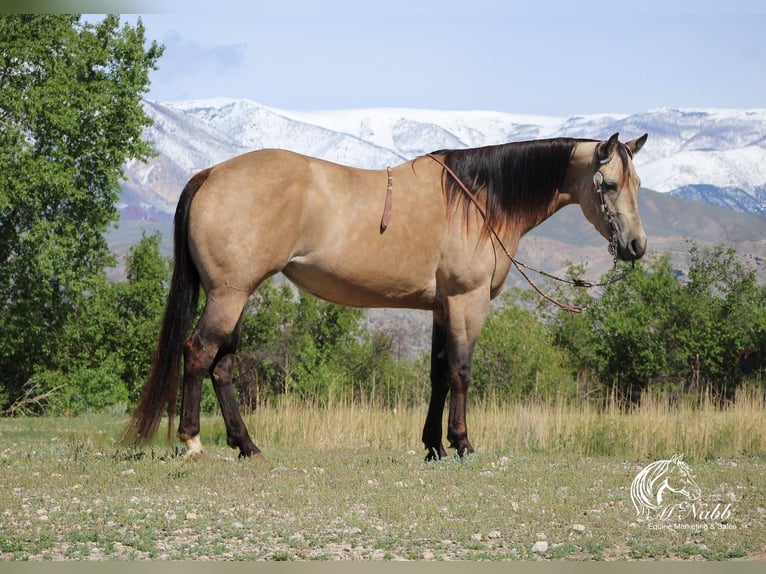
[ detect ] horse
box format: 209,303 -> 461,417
123,132 -> 648,461
631,454 -> 702,518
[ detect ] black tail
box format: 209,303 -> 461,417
123,169 -> 211,444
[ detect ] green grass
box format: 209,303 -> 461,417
0,401 -> 765,561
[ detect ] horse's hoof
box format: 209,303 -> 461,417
424,445 -> 448,462
455,443 -> 475,458
239,448 -> 266,461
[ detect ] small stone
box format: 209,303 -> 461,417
571,524 -> 586,533
487,530 -> 503,539
531,541 -> 549,554
422,550 -> 435,560
185,511 -> 197,520
471,533 -> 483,542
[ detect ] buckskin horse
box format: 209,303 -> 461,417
124,132 -> 648,461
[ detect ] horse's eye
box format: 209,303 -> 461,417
604,181 -> 618,192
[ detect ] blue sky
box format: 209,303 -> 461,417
115,0 -> 766,116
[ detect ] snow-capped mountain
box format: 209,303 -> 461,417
121,98 -> 766,219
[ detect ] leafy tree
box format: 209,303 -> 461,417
472,290 -> 575,402
0,15 -> 163,408
237,280 -> 301,405
115,232 -> 172,403
233,279 -> 423,408
30,232 -> 170,415
550,245 -> 766,404
584,255 -> 681,403
680,244 -> 765,396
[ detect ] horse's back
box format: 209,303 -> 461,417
186,149 -> 454,309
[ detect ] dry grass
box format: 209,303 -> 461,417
222,387 -> 766,461
1,391 -> 765,561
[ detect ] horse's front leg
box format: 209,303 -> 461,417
445,342 -> 477,457
422,290 -> 489,459
422,315 -> 449,460
444,289 -> 489,457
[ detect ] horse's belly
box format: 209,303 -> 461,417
282,258 -> 438,310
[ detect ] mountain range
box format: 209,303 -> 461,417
113,98 -> 766,288
121,99 -> 766,214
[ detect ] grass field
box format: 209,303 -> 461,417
1,394 -> 765,561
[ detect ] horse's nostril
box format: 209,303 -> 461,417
631,237 -> 646,259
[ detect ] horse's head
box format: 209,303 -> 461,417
575,133 -> 648,262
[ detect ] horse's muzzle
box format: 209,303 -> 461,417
617,234 -> 647,261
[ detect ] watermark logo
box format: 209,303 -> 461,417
630,454 -> 735,531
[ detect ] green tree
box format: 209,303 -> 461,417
472,290 -> 575,402
680,244 -> 764,397
0,15 -> 163,408
585,256 -> 680,403
237,280 -> 300,404
115,232 -> 172,403
551,245 -> 766,404
30,232 -> 170,415
236,280 -> 367,405
233,279 -> 424,408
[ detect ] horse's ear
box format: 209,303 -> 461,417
626,133 -> 648,157
597,133 -> 620,164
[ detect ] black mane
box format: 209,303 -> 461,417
432,138 -> 586,234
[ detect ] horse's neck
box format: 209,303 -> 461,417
516,191 -> 570,237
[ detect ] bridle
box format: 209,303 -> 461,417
426,152 -> 631,313
593,156 -> 621,260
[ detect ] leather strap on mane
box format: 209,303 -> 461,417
380,166 -> 393,233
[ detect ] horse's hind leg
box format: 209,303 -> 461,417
178,288 -> 250,460
209,313 -> 262,459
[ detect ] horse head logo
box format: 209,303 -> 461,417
630,454 -> 702,519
